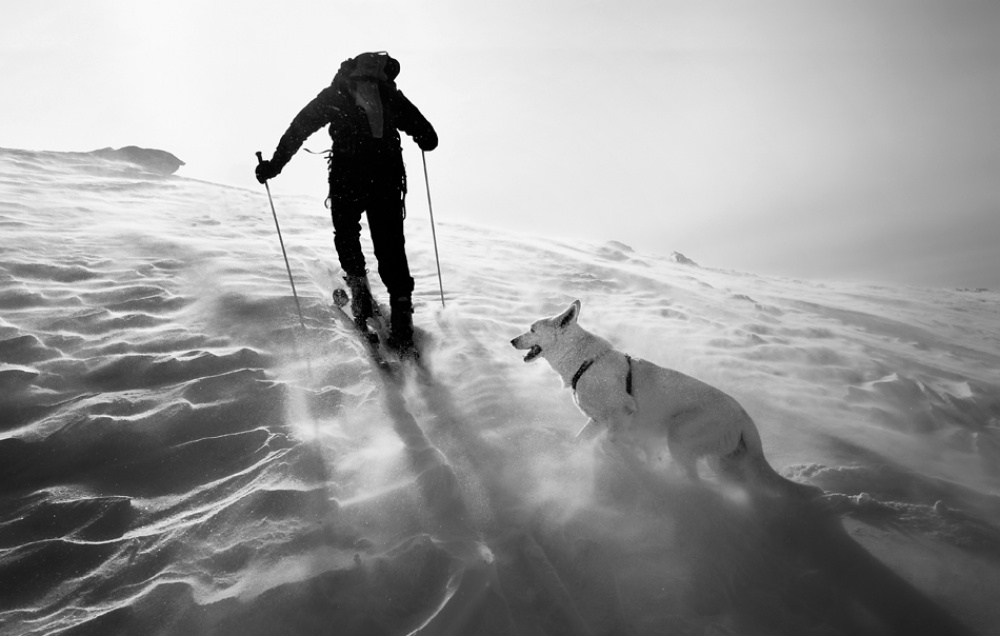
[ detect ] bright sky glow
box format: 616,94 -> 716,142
3,0 -> 999,288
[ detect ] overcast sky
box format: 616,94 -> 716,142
3,0 -> 999,289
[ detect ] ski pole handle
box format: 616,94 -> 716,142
256,151 -> 264,165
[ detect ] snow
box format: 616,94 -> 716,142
1,146 -> 999,635
89,146 -> 186,175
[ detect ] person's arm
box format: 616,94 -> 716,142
393,90 -> 438,151
257,87 -> 338,182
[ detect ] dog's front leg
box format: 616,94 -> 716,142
575,418 -> 602,442
624,395 -> 637,416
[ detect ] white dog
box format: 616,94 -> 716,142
511,300 -> 820,498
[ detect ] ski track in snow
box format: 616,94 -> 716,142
1,146 -> 999,635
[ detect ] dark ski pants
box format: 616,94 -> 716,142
329,185 -> 414,301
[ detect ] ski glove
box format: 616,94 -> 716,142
415,130 -> 438,152
255,159 -> 282,184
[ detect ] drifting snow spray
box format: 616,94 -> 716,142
255,152 -> 320,442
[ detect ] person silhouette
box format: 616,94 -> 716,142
256,51 -> 437,352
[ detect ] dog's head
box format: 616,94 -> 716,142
510,300 -> 582,363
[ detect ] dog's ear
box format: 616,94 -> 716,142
559,300 -> 581,327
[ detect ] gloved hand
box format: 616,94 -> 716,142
255,159 -> 282,184
415,130 -> 438,152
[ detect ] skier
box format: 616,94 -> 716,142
255,51 -> 438,352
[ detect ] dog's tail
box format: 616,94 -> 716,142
722,434 -> 823,500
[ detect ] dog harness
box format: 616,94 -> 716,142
571,354 -> 633,394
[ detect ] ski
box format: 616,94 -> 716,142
332,288 -> 429,380
331,287 -> 396,374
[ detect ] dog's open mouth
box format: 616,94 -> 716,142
523,345 -> 542,362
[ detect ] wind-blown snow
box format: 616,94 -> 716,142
1,146 -> 998,635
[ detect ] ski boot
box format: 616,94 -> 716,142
388,295 -> 417,358
344,274 -> 375,334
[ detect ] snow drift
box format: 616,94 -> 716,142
1,146 -> 999,635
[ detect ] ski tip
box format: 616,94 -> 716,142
333,288 -> 349,308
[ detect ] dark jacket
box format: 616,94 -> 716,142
271,70 -> 437,193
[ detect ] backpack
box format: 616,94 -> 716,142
334,51 -> 400,84
332,52 -> 401,139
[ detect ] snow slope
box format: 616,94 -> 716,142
1,146 -> 999,635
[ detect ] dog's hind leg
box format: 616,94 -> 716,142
706,433 -> 749,483
666,420 -> 701,480
706,453 -> 744,483
677,456 -> 700,480
667,444 -> 701,480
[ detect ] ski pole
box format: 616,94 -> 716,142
421,151 -> 446,308
256,151 -> 306,329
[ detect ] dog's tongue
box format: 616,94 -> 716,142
524,345 -> 542,362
